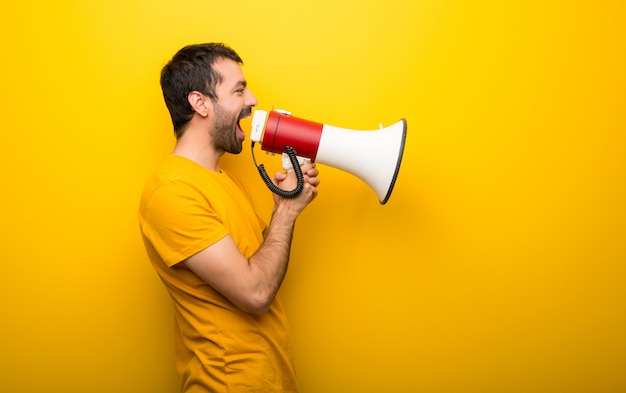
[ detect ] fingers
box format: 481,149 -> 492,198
300,163 -> 318,181
273,163 -> 320,195
293,163 -> 318,188
301,162 -> 317,174
305,173 -> 320,187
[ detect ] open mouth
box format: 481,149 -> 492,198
238,107 -> 252,121
237,107 -> 253,139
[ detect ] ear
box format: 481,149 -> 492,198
187,91 -> 212,118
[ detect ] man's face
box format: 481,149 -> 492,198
210,58 -> 258,154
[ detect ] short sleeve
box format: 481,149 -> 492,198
140,180 -> 228,267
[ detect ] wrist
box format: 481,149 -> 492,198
272,201 -> 300,222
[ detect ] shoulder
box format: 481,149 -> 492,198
139,156 -> 206,214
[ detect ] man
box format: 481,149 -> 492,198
139,43 -> 319,392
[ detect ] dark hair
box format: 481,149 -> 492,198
160,43 -> 243,138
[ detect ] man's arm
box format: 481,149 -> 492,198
184,163 -> 319,315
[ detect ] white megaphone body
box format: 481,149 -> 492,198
250,109 -> 407,205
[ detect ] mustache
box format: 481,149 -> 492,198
238,107 -> 252,120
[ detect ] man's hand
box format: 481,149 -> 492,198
272,162 -> 320,214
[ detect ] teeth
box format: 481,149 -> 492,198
238,108 -> 252,120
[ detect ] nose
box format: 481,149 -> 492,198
245,89 -> 258,107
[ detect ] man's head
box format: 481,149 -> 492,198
160,43 -> 254,142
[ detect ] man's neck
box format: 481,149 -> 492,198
172,127 -> 223,172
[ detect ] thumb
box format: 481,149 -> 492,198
273,171 -> 288,183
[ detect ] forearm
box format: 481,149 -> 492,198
248,204 -> 299,313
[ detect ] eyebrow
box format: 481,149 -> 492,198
233,80 -> 247,90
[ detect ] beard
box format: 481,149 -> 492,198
210,104 -> 250,155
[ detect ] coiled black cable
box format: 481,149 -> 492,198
251,143 -> 304,198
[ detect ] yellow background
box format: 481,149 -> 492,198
1,1 -> 625,392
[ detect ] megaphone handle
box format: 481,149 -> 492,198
255,146 -> 305,198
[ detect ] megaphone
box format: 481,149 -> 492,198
250,109 -> 407,205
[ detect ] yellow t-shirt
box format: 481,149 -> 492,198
139,155 -> 298,392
